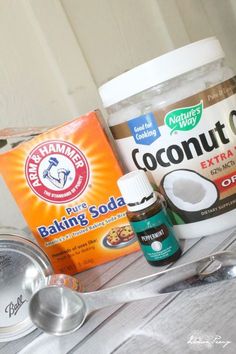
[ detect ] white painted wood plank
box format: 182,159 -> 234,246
0,236 -> 196,354
1,0 -> 235,131
158,0 -> 191,47
75,251 -> 143,292
62,0 -> 236,89
4,229 -> 233,354
62,0 -> 174,86
175,0 -> 214,41
115,282 -> 236,354
172,0 -> 236,71
57,229 -> 236,354
0,0 -> 71,128
23,0 -> 103,117
116,237 -> 236,353
201,0 -> 236,71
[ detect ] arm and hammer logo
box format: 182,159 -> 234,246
25,140 -> 90,204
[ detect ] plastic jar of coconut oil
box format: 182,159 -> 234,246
99,37 -> 236,239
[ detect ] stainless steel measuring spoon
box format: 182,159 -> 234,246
29,251 -> 236,336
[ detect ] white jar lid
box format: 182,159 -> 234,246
99,37 -> 225,108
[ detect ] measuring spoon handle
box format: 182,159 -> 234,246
83,251 -> 236,311
45,273 -> 82,291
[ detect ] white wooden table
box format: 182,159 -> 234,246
0,227 -> 236,354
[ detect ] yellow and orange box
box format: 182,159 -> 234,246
0,111 -> 139,274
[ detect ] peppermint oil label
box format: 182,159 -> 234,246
130,210 -> 180,262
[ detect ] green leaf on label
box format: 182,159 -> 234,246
165,101 -> 203,135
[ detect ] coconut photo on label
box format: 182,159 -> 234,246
229,110 -> 236,134
160,169 -> 219,223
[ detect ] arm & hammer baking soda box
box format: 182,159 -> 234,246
0,111 -> 139,274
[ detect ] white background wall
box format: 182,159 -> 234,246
0,0 -> 235,129
0,0 -> 236,229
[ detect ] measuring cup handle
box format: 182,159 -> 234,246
83,251 -> 236,312
45,274 -> 83,292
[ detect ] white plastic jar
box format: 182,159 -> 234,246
99,37 -> 236,239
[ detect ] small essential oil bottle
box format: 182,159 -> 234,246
117,170 -> 182,266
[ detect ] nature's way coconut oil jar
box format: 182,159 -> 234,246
99,37 -> 236,239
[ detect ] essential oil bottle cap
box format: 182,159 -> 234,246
117,170 -> 157,211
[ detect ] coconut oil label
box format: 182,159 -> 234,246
110,77 -> 236,225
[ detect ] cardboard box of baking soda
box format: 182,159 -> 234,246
0,112 -> 139,274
